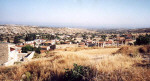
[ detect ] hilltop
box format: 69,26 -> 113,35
0,25 -> 96,35
95,27 -> 150,34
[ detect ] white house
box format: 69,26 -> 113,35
0,43 -> 35,66
0,43 -> 18,66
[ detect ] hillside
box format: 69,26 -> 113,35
0,47 -> 150,81
0,25 -> 95,35
128,28 -> 150,33
96,28 -> 150,34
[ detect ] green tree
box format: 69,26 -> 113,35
14,36 -> 20,44
35,47 -> 41,54
25,34 -> 36,41
82,34 -> 88,39
135,34 -> 150,45
101,35 -> 107,41
21,45 -> 34,53
0,36 -> 4,41
7,37 -> 10,43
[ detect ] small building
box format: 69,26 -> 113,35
40,46 -> 50,50
125,39 -> 135,45
98,41 -> 104,47
40,46 -> 50,53
78,42 -> 86,47
0,43 -> 35,66
0,43 -> 18,66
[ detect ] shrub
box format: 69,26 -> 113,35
14,36 -> 21,44
22,45 -> 41,54
34,47 -> 41,54
22,45 -> 34,53
24,72 -> 32,81
114,46 -> 140,57
64,64 -> 92,81
139,45 -> 150,54
50,45 -> 56,50
135,34 -> 150,45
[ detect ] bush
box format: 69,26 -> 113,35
14,36 -> 21,44
34,47 -> 41,54
64,64 -> 92,81
114,46 -> 140,57
22,45 -> 34,53
135,34 -> 150,45
22,45 -> 41,54
139,45 -> 150,54
50,45 -> 56,50
23,72 -> 32,81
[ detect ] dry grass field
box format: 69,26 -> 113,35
0,46 -> 150,81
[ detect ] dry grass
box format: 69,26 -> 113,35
115,45 -> 142,55
0,50 -> 91,80
0,47 -> 150,81
115,45 -> 150,56
56,47 -> 119,55
94,54 -> 142,72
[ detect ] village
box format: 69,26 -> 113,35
1,0 -> 150,80
0,31 -> 145,66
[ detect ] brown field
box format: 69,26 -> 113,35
0,46 -> 150,81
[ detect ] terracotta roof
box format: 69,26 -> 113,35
125,39 -> 132,41
117,37 -> 125,40
105,41 -> 113,44
16,45 -> 25,47
40,50 -> 46,53
126,34 -> 132,37
87,40 -> 92,42
40,46 -> 49,48
79,42 -> 85,45
44,41 -> 52,43
79,45 -> 85,47
10,47 -> 15,51
99,42 -> 104,44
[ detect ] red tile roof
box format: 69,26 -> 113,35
105,41 -> 113,44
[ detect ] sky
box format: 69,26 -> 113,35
0,0 -> 150,28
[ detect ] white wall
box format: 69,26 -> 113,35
4,59 -> 16,66
26,51 -> 35,60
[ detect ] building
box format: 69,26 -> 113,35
0,43 -> 35,66
0,43 -> 18,66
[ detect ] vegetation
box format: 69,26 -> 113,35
0,47 -> 149,81
0,34 -> 4,41
34,47 -> 41,54
135,34 -> 150,45
21,45 -> 41,54
25,34 -> 36,41
64,64 -> 92,81
50,45 -> 56,50
101,35 -> 107,41
7,37 -> 10,43
14,36 -> 21,44
21,45 -> 34,53
139,45 -> 150,54
82,34 -> 88,39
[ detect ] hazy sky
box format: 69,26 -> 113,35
0,0 -> 150,28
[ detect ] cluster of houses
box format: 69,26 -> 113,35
16,39 -> 56,53
0,39 -> 56,66
78,34 -> 136,47
0,33 -> 138,66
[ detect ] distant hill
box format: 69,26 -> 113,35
127,28 -> 150,33
0,25 -> 95,35
95,28 -> 150,34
